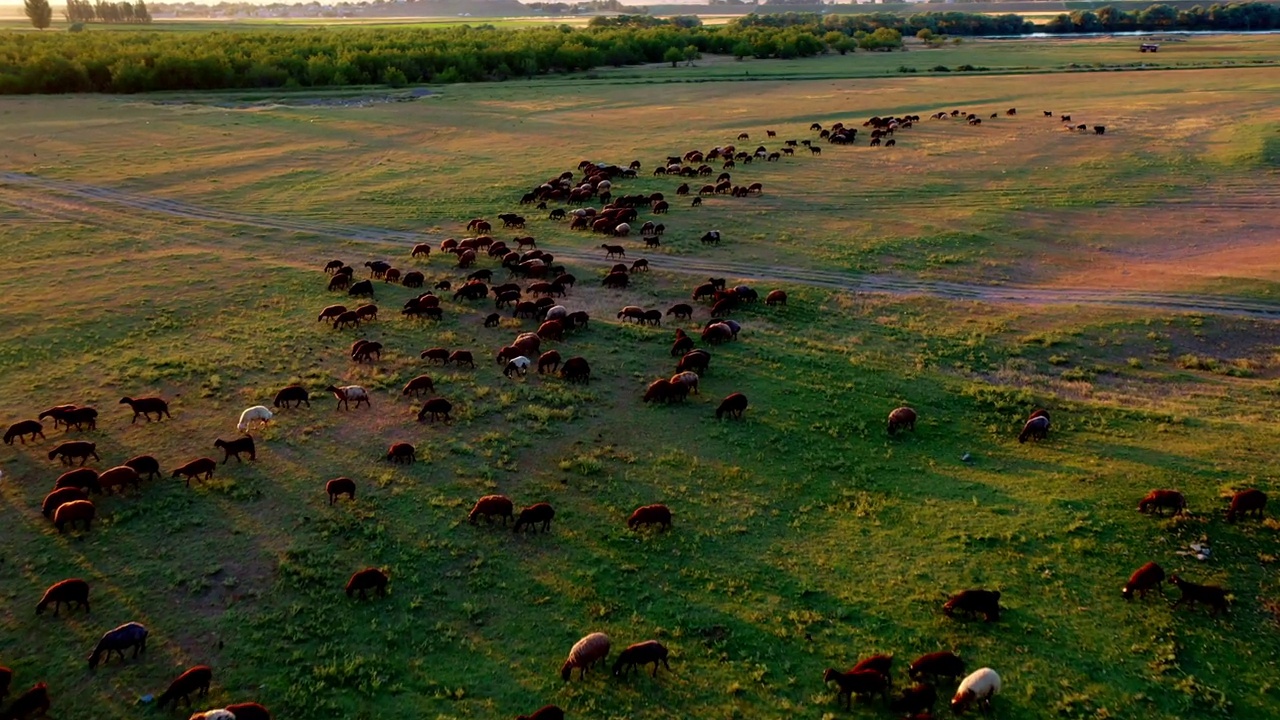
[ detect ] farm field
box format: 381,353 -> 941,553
2,36 -> 1280,720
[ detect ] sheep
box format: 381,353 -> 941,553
504,356 -> 532,378
538,351 -> 562,375
677,349 -> 710,376
1018,414 -> 1050,443
716,392 -> 748,420
38,403 -> 76,427
97,465 -> 141,494
951,668 -> 1001,715
560,356 -> 590,384
326,477 -> 356,505
1122,562 -> 1165,600
943,589 -> 1001,622
484,312 -> 501,328
157,666 -> 213,710
326,385 -> 370,411
88,621 -> 148,669
421,347 -> 450,364
4,420 -> 44,445
54,499 -> 96,533
1227,488 -> 1266,522
670,371 -> 699,395
1170,574 -> 1228,615
628,504 -> 672,532
224,703 -> 273,720
890,684 -> 938,715
1138,489 -> 1186,517
214,436 -> 256,464
2,683 -> 49,720
57,406 -> 98,431
237,406 -> 274,433
54,467 -> 100,493
515,705 -> 564,720
273,385 -> 310,409
514,502 -> 555,533
469,495 -> 514,525
612,640 -> 671,678
124,454 -> 162,481
386,442 -> 416,464
48,440 -> 99,466
850,654 -> 893,683
449,350 -> 476,368
417,397 -> 453,422
560,632 -> 611,681
346,568 -> 389,599
909,651 -> 965,683
402,375 -> 435,396
0,667 -> 11,704
42,487 -> 88,518
318,304 -> 346,322
119,396 -> 171,423
823,668 -> 889,708
765,290 -> 787,306
36,578 -> 90,616
172,457 -> 217,486
887,406 -> 916,435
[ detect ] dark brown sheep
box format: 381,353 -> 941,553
0,666 -> 11,705
516,705 -> 564,720
716,392 -> 748,420
402,375 -> 435,397
224,702 -> 273,720
326,477 -> 356,505
909,651 -> 965,683
1122,562 -> 1165,600
628,504 -> 672,531
765,290 -> 787,306
823,668 -> 889,709
538,350 -> 562,374
59,406 -> 98,431
4,420 -> 44,445
448,350 -> 475,368
124,454 -> 161,481
644,379 -> 675,404
666,303 -> 693,320
97,466 -> 141,494
887,407 -> 916,435
418,398 -> 453,422
560,357 -> 591,384
943,589 -> 1001,622
38,404 -> 76,427
42,487 -> 89,518
274,385 -> 311,409
48,441 -> 99,466
346,568 -> 389,599
561,632 -> 610,681
354,304 -> 378,321
403,271 -> 425,288
214,436 -> 256,464
850,654 -> 893,682
54,499 -> 96,533
172,457 -> 217,486
537,320 -> 564,341
386,442 -> 416,464
328,274 -> 351,291
601,272 -> 629,289
1138,489 -> 1186,517
514,502 -> 555,533
677,350 -> 710,375
156,665 -> 212,710
36,578 -> 90,616
1019,414 -> 1050,443
1227,488 -> 1266,522
119,396 -> 171,423
421,347 -> 450,364
670,335 -> 694,358
412,243 -> 431,257
54,467 -> 100,493
1170,574 -> 1228,615
612,640 -> 671,678
2,683 -> 49,720
469,495 -> 514,525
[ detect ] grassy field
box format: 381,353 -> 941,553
2,35 -> 1280,720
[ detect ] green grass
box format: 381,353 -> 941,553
2,37 -> 1280,720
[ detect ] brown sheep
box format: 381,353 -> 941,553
449,350 -> 476,368
514,502 -> 555,533
54,467 -> 100,493
97,466 -> 141,494
1138,489 -> 1186,517
628,504 -> 672,531
765,290 -> 787,306
42,487 -> 89,518
666,303 -> 693,320
54,499 -> 96,533
909,651 -> 965,683
418,398 -> 453,422
561,632 -> 611,681
172,457 -> 217,486
1122,562 -> 1165,600
402,375 -> 435,396
516,705 -> 564,720
326,477 -> 356,505
469,495 -> 514,525
2,683 -> 49,720
326,384 -> 370,410
1227,488 -> 1266,522
601,244 -> 626,258
943,589 -> 1001,622
403,271 -> 425,288
58,406 -> 98,431
124,454 -> 162,481
386,442 -> 416,464
354,304 -> 378,321
716,392 -> 748,420
328,274 -> 351,291
346,567 -> 389,599
421,347 -> 450,364
670,371 -> 699,395
670,335 -> 694,358
274,385 -> 311,409
537,320 -> 565,341
538,350 -> 562,374
48,441 -> 100,466
333,311 -> 360,330
887,407 -> 916,435
156,665 -> 212,710
850,654 -> 893,681
702,323 -> 732,345
4,420 -> 44,445
560,356 -> 590,384
119,396 -> 171,423
602,272 -> 629,289
677,350 -> 710,375
225,702 -> 274,720
823,668 -> 889,709
411,243 -> 431,257
214,436 -> 256,464
612,640 -> 671,678
36,578 -> 91,616
1170,574 -> 1228,615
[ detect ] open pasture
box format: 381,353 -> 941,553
2,37 -> 1280,720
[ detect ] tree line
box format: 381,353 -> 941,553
1041,2 -> 1280,31
4,4 -> 1279,93
64,0 -> 153,23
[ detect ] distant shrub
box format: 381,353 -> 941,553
931,65 -> 951,72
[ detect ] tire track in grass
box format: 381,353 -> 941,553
5,171 -> 1280,320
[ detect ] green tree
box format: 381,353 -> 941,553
663,45 -> 683,67
916,27 -> 934,42
682,44 -> 699,66
25,0 -> 53,28
732,41 -> 753,60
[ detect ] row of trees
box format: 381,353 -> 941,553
1042,2 -> 1280,32
64,0 -> 153,23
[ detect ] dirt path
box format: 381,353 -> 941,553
5,171 -> 1280,320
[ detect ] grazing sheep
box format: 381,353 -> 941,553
1170,574 -> 1228,615
42,487 -> 89,518
0,667 -> 11,704
2,683 -> 49,720
417,397 -> 453,422
402,375 -> 435,396
48,440 -> 100,466
514,502 -> 555,533
469,495 -> 514,525
909,651 -> 965,683
54,499 -> 96,533
484,312 -> 501,328
57,406 -> 98,431
54,467 -> 100,493
97,465 -> 141,494
538,351 -> 562,375
124,454 -> 162,481
237,406 -> 273,433
4,420 -> 44,445
943,589 -> 1001,622
273,385 -> 310,409
348,279 -> 375,298
515,705 -> 564,720
765,290 -> 787,306
1122,562 -> 1165,600
890,684 -> 938,715
119,396 -> 171,423
1227,488 -> 1266,522
88,622 -> 148,669
560,357 -> 591,384
628,504 -> 672,532
325,477 -> 356,505
318,304 -> 346,322
716,392 -> 748,420
450,350 -> 476,368
666,303 -> 693,320
561,632 -> 611,681
421,347 -> 450,364
36,578 -> 91,616
951,668 -> 1001,715
613,640 -> 671,678
224,703 -> 273,720
39,404 -> 76,427
214,436 -> 256,464
326,385 -> 370,411
823,668 -> 889,709
157,666 -> 213,710
172,458 -> 217,486
887,407 -> 916,435
850,654 -> 893,682
1018,414 -> 1050,443
504,356 -> 532,378
670,371 -> 699,395
644,379 -> 676,404
386,443 -> 416,464
346,568 -> 389,599
677,350 -> 710,376
1138,489 -> 1186,517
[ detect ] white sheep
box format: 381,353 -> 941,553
188,710 -> 236,720
614,222 -> 631,237
325,384 -> 370,411
504,356 -> 531,378
545,305 -> 568,322
951,667 -> 1001,715
236,405 -> 274,433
